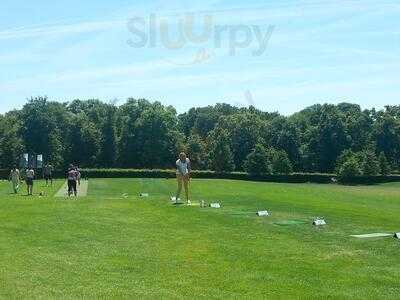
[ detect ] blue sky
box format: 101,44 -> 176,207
1,0 -> 399,115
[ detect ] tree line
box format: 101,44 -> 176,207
0,97 -> 399,177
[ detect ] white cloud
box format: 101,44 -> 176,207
0,20 -> 125,41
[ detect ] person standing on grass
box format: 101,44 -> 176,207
43,163 -> 54,187
175,152 -> 192,205
67,164 -> 79,197
76,166 -> 81,186
9,166 -> 21,194
26,167 -> 35,196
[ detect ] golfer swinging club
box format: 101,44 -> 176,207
175,152 -> 191,205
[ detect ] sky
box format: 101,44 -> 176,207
0,0 -> 399,115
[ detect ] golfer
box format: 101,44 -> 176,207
43,163 -> 53,187
26,167 -> 35,196
175,152 -> 191,205
9,166 -> 21,194
67,165 -> 79,197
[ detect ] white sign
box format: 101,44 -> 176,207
313,219 -> 327,226
21,153 -> 29,168
37,155 -> 43,168
210,203 -> 221,208
140,193 -> 149,197
257,211 -> 270,217
394,233 -> 400,239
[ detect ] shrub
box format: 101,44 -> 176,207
336,149 -> 381,179
337,157 -> 362,182
1,168 -> 399,185
336,150 -> 355,174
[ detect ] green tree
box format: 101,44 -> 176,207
1,98 -> 400,173
264,116 -> 301,171
336,103 -> 373,152
117,100 -> 182,168
0,113 -> 25,168
67,114 -> 102,167
314,105 -> 349,172
21,97 -> 68,167
338,156 -> 362,182
379,152 -> 391,176
374,108 -> 400,169
117,99 -> 149,167
270,149 -> 293,175
68,99 -> 118,167
243,144 -> 271,175
213,113 -> 264,170
178,103 -> 239,138
291,103 -> 368,173
99,107 -> 118,167
135,104 -> 182,168
360,150 -> 380,176
186,134 -> 207,170
208,129 -> 235,172
336,150 -> 355,173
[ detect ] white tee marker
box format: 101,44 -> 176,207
313,218 -> 327,226
257,211 -> 270,217
210,203 -> 221,208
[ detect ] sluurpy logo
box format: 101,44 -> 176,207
127,12 -> 275,66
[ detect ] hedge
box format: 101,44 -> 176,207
1,168 -> 400,185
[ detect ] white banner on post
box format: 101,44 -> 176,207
37,155 -> 43,168
20,153 -> 29,169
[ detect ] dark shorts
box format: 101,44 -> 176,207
26,178 -> 34,186
44,174 -> 52,180
68,180 -> 77,193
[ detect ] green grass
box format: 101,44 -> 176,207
0,178 -> 399,299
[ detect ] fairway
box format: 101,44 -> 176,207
55,180 -> 89,197
0,178 -> 399,298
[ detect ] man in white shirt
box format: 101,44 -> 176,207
9,166 -> 20,194
175,152 -> 192,205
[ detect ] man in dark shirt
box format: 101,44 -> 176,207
67,164 -> 79,197
43,163 -> 54,187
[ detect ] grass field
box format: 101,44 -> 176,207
0,178 -> 399,299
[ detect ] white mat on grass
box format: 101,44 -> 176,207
351,233 -> 392,239
55,180 -> 88,197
